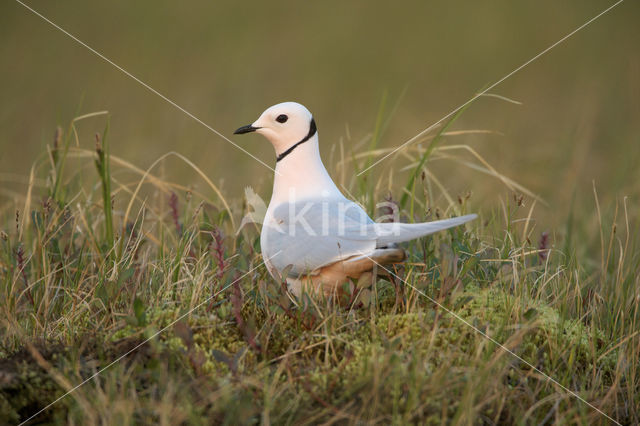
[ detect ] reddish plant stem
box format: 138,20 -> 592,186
16,245 -> 35,308
230,278 -> 260,352
168,192 -> 181,236
538,231 -> 550,261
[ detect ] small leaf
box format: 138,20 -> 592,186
453,295 -> 474,310
459,256 -> 479,277
233,347 -> 248,366
281,264 -> 293,282
117,268 -> 135,287
95,282 -> 108,305
125,315 -> 138,327
211,349 -> 231,366
523,308 -> 539,321
356,272 -> 373,289
173,321 -> 194,349
189,348 -> 207,375
133,297 -> 146,326
357,288 -> 372,308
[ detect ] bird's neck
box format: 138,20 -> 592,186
270,135 -> 341,204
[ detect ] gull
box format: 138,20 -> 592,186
235,102 -> 477,296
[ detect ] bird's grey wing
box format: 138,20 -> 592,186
371,214 -> 477,246
262,199 -> 377,276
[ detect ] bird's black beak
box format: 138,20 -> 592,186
234,124 -> 259,135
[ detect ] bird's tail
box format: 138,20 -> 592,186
373,214 -> 477,246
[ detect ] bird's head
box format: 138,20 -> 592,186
234,102 -> 317,160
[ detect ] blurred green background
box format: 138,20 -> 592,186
1,0 -> 639,229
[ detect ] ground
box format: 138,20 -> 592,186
1,117 -> 638,424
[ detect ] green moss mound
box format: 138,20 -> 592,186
1,285 -> 621,424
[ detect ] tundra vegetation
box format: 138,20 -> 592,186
0,112 -> 638,425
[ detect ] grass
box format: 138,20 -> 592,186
0,112 -> 639,425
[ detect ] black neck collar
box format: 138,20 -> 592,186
276,118 -> 317,162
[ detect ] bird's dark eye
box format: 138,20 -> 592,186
276,114 -> 288,123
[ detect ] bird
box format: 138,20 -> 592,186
234,102 -> 477,297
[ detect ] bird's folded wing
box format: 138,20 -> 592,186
372,214 -> 477,246
263,199 -> 378,276
263,199 -> 477,276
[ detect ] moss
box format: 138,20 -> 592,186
266,285 -> 622,423
0,285 -> 623,423
0,350 -> 68,423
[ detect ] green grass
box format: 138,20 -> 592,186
1,113 -> 638,425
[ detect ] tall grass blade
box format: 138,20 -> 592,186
94,118 -> 114,252
400,103 -> 471,210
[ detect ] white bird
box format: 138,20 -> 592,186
235,102 -> 477,296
